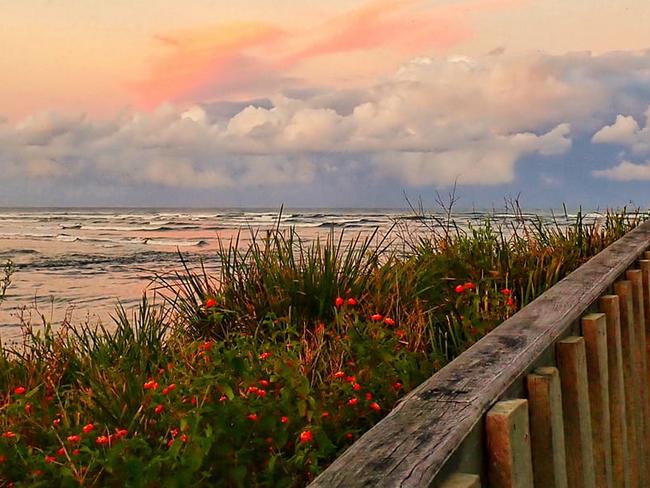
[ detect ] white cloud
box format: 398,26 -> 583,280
12,50 -> 650,192
593,160 -> 650,181
592,107 -> 650,154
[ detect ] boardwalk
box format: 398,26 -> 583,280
311,220 -> 650,487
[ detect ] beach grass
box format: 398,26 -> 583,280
0,207 -> 644,486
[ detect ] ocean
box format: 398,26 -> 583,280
0,207 -> 605,337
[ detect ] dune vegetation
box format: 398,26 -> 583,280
0,208 -> 644,486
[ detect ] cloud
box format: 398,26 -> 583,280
131,0 -> 523,107
592,108 -> 650,153
593,160 -> 650,181
11,48 -> 650,196
1,51 -> 583,193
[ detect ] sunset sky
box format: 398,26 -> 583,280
3,0 -> 650,208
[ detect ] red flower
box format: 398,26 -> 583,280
13,386 -> 26,395
219,395 -> 227,403
115,429 -> 128,438
259,352 -> 272,360
204,298 -> 217,308
256,389 -> 267,398
463,282 -> 476,290
0,455 -> 5,463
383,317 -> 395,326
154,404 -> 164,415
321,411 -> 330,418
501,288 -> 512,296
180,433 -> 188,443
82,423 -> 94,433
281,416 -> 289,424
299,430 -> 313,444
247,386 -> 260,394
56,447 -> 65,456
454,284 -> 465,294
95,436 -> 110,446
247,413 -> 259,422
72,449 -> 80,456
333,371 -> 346,379
345,375 -> 356,383
335,296 -> 345,307
162,383 -> 176,395
346,433 -> 354,440
143,380 -> 158,390
352,383 -> 361,391
259,379 -> 270,388
24,403 -> 32,415
395,329 -> 406,338
66,435 -> 81,443
53,418 -> 61,427
365,392 -> 373,400
370,402 -> 381,412
346,298 -> 358,306
393,382 -> 403,391
507,297 -> 515,307
370,314 -> 383,322
167,438 -> 174,448
2,431 -> 16,439
348,398 -> 358,406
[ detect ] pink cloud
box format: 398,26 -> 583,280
131,0 -> 523,108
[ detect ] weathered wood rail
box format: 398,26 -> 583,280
311,220 -> 650,487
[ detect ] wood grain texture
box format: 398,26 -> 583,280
581,313 -> 613,488
614,280 -> 643,488
310,222 -> 650,488
526,367 -> 568,488
486,399 -> 534,488
627,269 -> 650,485
599,295 -> 630,488
557,337 -> 596,488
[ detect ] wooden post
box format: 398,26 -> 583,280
581,313 -> 613,488
438,473 -> 481,488
614,280 -> 644,487
627,269 -> 650,485
526,367 -> 568,488
599,295 -> 630,488
486,399 -> 534,488
556,336 -> 596,488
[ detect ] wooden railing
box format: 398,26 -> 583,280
310,220 -> 650,487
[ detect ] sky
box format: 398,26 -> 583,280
3,0 -> 650,209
